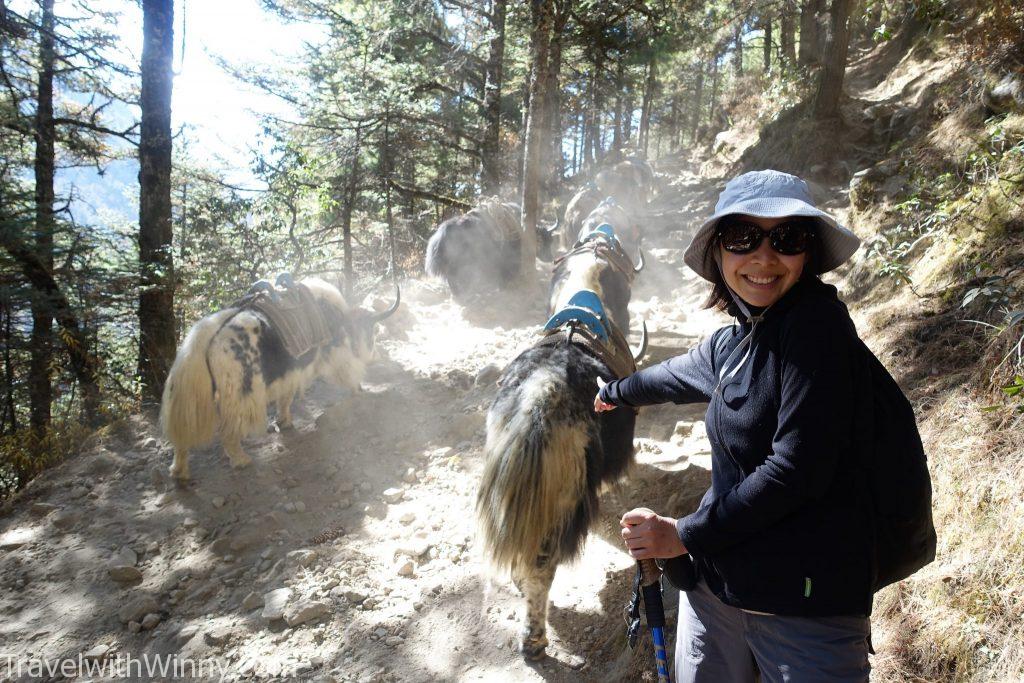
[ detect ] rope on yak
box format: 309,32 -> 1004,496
626,559 -> 672,683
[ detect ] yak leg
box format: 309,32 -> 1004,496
170,447 -> 191,482
222,434 -> 253,470
514,556 -> 557,660
278,391 -> 296,429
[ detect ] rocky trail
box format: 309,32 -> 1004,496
0,172 -> 746,682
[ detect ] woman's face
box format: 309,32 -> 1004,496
718,215 -> 809,308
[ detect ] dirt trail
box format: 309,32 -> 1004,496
0,169 -> 726,682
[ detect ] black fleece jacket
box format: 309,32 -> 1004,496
600,278 -> 874,617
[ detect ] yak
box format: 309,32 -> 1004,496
424,199 -> 555,299
561,157 -> 654,255
548,226 -> 643,336
160,277 -> 399,481
477,230 -> 647,660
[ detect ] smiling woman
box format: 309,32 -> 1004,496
594,170 -> 930,682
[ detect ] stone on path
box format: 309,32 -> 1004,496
261,588 -> 292,621
108,566 -> 143,583
382,488 -> 404,504
119,595 -> 159,623
284,600 -> 331,627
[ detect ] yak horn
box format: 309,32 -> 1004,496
369,285 -> 401,322
248,279 -> 276,296
632,320 -> 649,364
633,248 -> 645,274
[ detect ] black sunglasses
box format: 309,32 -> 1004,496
717,219 -> 815,256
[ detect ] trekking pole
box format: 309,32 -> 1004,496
626,559 -> 671,683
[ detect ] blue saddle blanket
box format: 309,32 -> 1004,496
542,289 -> 610,341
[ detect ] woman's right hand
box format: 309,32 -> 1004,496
594,376 -> 617,413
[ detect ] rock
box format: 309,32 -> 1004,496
70,485 -> 89,499
294,501 -> 306,513
396,561 -> 414,577
566,654 -> 585,670
402,467 -> 417,483
385,636 -> 404,647
284,599 -> 331,627
205,627 -> 234,645
284,502 -> 296,513
108,566 -> 143,583
119,595 -> 159,623
382,488 -> 404,504
83,644 -> 110,661
182,518 -> 199,528
141,613 -> 161,630
474,364 -> 501,387
343,589 -> 367,604
211,496 -> 226,509
399,511 -> 416,525
0,528 -> 33,550
113,546 -> 138,567
262,588 -> 292,621
395,539 -> 430,559
51,509 -> 80,530
242,591 -> 264,611
985,74 -> 1024,115
30,502 -> 57,517
128,621 -> 142,633
338,481 -> 355,493
287,549 -> 317,568
880,174 -> 909,198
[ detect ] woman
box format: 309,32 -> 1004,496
595,170 -> 873,682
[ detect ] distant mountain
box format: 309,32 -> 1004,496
57,158 -> 139,227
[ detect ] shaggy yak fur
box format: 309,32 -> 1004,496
160,278 -> 397,481
424,199 -> 555,299
477,251 -> 639,659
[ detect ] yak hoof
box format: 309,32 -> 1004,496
519,637 -> 548,661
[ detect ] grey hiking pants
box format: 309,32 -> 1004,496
675,579 -> 871,683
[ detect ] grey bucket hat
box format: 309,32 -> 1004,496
683,169 -> 861,281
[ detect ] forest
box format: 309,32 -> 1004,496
1,0 -> 1023,680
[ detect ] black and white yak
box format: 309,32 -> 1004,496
548,227 -> 643,336
160,277 -> 399,481
560,157 -> 654,255
424,199 -> 556,299
476,233 -> 647,659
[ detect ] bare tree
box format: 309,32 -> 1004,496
812,0 -> 853,119
519,0 -> 554,281
29,0 -> 55,435
138,0 -> 176,402
479,0 -> 506,195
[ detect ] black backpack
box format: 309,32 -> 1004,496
855,338 -> 937,592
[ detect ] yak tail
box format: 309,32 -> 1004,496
424,226 -> 449,280
476,367 -> 591,576
160,308 -> 238,453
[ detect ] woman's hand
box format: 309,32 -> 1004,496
594,376 -> 617,413
620,507 -> 688,559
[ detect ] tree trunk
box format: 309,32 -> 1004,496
612,59 -> 624,155
781,0 -> 796,66
519,0 -> 553,281
798,0 -> 824,67
2,300 -> 17,434
138,0 -> 175,403
30,0 -> 55,436
342,126 -> 363,298
638,53 -> 657,156
813,0 -> 853,119
708,54 -> 720,128
380,111 -> 398,277
542,1 -> 567,197
733,21 -> 743,76
762,15 -> 773,72
0,239 -> 101,425
690,58 -> 705,142
479,0 -> 506,196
